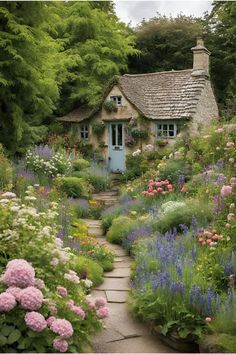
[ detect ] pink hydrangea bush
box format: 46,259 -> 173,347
1,259 -> 35,288
19,286 -> 44,310
53,338 -> 69,353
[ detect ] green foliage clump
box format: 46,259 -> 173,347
0,145 -> 13,190
153,199 -> 212,233
73,159 -> 90,171
55,176 -> 87,197
92,122 -> 106,137
121,154 -> 149,181
158,159 -> 191,184
89,175 -> 109,192
107,216 -> 137,244
72,255 -> 103,286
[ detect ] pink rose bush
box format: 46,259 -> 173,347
142,179 -> 174,197
196,228 -> 224,248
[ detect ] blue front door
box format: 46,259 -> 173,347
108,123 -> 125,172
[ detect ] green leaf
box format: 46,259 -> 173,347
8,329 -> 21,344
178,327 -> 191,338
0,334 -> 7,346
1,326 -> 15,336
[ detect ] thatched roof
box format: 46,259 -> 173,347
118,69 -> 207,120
57,106 -> 92,123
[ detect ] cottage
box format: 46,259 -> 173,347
58,39 -> 219,172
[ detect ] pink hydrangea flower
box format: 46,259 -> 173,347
0,292 -> 16,312
50,319 -> 74,338
46,316 -> 57,327
66,299 -> 74,309
19,286 -> 43,310
86,296 -> 95,310
6,286 -> 22,301
57,286 -> 68,297
96,306 -> 109,319
72,306 -> 85,319
220,185 -> 232,198
25,311 -> 47,332
2,260 -> 35,288
34,278 -> 45,289
53,338 -> 68,353
48,305 -> 57,315
95,297 -> 107,308
226,142 -> 234,148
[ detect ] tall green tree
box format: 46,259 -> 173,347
0,2 -> 59,153
128,14 -> 202,74
54,1 -> 137,114
204,1 -> 236,115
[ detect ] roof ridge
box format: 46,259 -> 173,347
122,69 -> 192,78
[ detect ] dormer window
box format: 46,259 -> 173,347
110,95 -> 122,106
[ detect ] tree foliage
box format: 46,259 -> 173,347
0,2 -> 59,153
204,1 -> 236,115
128,14 -> 202,74
0,1 -> 137,153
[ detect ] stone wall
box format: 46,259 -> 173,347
191,79 -> 219,133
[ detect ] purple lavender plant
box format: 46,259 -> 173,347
34,145 -> 54,160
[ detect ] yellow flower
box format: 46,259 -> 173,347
130,211 -> 137,216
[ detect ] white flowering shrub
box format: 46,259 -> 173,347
26,146 -> 72,178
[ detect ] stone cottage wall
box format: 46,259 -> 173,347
191,79 -> 219,133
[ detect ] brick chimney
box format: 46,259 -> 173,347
191,38 -> 210,75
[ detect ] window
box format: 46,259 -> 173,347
110,95 -> 122,106
111,123 -> 123,146
157,123 -> 179,138
80,124 -> 89,140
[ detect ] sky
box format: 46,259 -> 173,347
114,1 -> 213,25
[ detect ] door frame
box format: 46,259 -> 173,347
108,122 -> 126,172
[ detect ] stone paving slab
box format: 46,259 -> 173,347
106,290 -> 128,303
115,261 -> 132,268
114,256 -> 132,262
104,268 -> 130,278
95,277 -> 130,291
91,289 -> 107,299
93,328 -> 124,344
93,335 -> 176,353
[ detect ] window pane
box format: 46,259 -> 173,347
163,130 -> 167,136
117,96 -> 122,105
169,124 -> 174,130
163,124 -> 167,130
169,130 -> 174,137
112,125 -> 116,145
117,124 -> 123,145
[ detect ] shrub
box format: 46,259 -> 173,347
73,159 -> 90,171
153,199 -> 212,233
89,175 -> 109,192
121,154 -> 149,181
103,100 -> 117,112
158,159 -> 192,184
72,255 -> 104,286
55,177 -> 87,198
92,122 -> 105,137
107,216 -> 137,244
0,145 -> 13,190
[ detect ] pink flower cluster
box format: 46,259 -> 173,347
2,259 -> 35,288
50,319 -> 74,338
20,286 -> 43,310
57,286 -> 68,297
53,338 -> 69,353
220,185 -> 232,198
197,228 -> 223,248
25,311 -> 47,332
0,292 -> 16,312
142,179 -> 174,197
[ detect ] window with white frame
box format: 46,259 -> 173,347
110,95 -> 122,106
80,124 -> 89,140
157,123 -> 179,138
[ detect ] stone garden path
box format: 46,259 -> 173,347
84,190 -> 176,353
